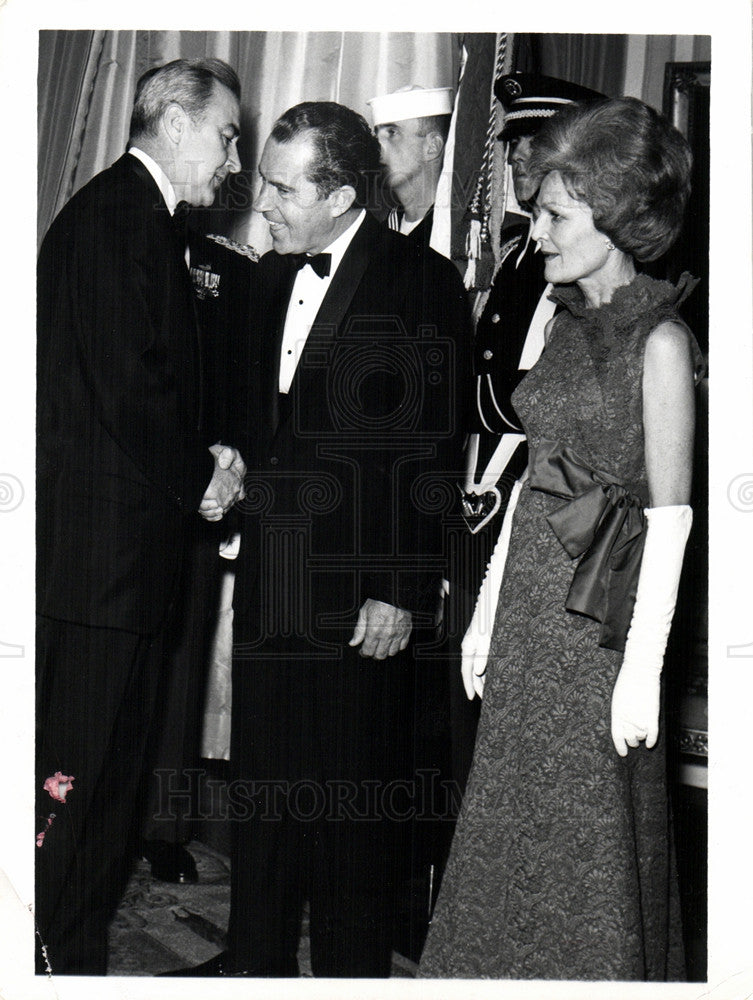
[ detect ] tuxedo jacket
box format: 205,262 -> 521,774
233,211 -> 471,654
37,154 -> 227,634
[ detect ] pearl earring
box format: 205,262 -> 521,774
605,239 -> 615,251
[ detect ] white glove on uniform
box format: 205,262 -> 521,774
610,505 -> 692,757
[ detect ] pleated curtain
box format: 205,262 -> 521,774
37,30 -> 461,252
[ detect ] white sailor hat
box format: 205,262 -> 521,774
368,85 -> 454,126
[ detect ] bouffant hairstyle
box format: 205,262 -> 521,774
271,101 -> 381,209
528,96 -> 692,262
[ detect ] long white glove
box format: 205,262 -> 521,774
610,505 -> 692,757
461,478 -> 523,700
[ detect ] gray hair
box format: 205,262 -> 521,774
129,58 -> 240,143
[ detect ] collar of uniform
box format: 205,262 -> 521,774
127,146 -> 179,215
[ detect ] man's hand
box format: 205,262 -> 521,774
199,444 -> 246,521
348,598 -> 412,660
210,443 -> 247,479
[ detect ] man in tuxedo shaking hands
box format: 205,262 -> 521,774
222,101 -> 471,978
36,57 -> 246,975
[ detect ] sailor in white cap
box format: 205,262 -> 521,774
368,84 -> 453,249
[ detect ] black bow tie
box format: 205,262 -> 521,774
291,252 -> 331,279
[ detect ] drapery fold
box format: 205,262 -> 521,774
38,30 -> 709,253
37,30 -> 460,252
36,26 -> 710,761
38,30 -> 102,248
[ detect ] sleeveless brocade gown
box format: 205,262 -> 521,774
419,275 -> 703,981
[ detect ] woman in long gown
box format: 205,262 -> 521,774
420,96 -> 704,981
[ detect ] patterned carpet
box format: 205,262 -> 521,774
107,840 -> 418,978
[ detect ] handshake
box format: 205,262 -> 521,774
199,442 -> 247,521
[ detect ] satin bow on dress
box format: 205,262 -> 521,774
529,438 -> 647,652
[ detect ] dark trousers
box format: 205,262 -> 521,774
140,536 -> 222,843
35,615 -> 169,974
226,643 -> 414,977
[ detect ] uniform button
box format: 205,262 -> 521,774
483,349 -> 493,360
491,313 -> 500,324
269,456 -> 279,466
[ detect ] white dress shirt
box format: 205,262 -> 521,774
279,209 -> 366,394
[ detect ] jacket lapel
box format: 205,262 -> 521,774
311,212 -> 376,334
283,212 -> 379,404
261,253 -> 298,438
123,153 -> 205,432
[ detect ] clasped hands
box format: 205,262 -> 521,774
349,598 -> 412,660
199,443 -> 246,521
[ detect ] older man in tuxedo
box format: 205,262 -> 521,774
36,57 -> 246,975
200,101 -> 470,978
